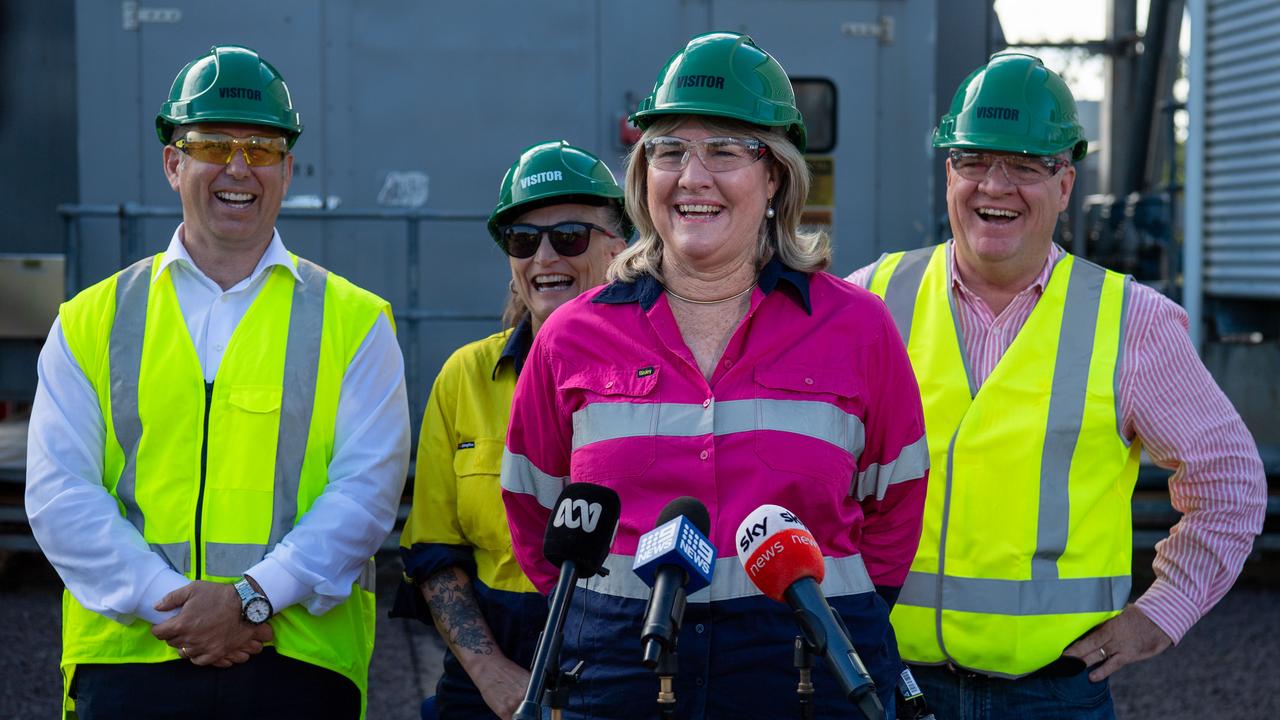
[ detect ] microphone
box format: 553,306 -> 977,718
514,483 -> 621,720
735,504 -> 884,720
632,497 -> 716,668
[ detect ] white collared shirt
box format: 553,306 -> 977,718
25,226 -> 410,623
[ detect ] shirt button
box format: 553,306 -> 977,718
604,380 -> 614,389
214,344 -> 224,352
695,678 -> 705,687
695,623 -> 705,634
702,398 -> 711,408
804,377 -> 814,385
723,359 -> 733,368
699,450 -> 709,460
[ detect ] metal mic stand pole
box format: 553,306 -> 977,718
794,635 -> 815,720
655,649 -> 678,719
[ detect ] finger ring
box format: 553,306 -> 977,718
179,646 -> 189,659
1098,647 -> 1108,660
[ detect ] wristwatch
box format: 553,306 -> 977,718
234,577 -> 273,625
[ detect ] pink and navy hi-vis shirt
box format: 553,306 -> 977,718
502,258 -> 928,718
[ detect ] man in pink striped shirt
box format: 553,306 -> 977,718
847,53 -> 1266,719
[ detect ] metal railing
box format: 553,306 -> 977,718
56,203 -> 500,403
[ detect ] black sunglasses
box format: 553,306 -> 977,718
498,222 -> 617,259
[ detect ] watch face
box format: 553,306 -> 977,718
245,597 -> 271,624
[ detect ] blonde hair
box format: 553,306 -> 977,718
610,116 -> 829,283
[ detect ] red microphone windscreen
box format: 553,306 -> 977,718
734,504 -> 825,602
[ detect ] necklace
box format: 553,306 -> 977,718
665,281 -> 757,305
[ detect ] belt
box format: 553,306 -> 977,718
936,655 -> 1090,681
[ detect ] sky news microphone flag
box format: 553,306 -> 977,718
736,504 -> 884,720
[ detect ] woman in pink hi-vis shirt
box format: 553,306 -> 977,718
501,33 -> 929,719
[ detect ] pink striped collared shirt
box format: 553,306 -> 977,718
846,241 -> 1266,643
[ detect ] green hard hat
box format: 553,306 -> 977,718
156,45 -> 303,147
487,140 -> 633,244
630,32 -> 807,153
934,52 -> 1087,161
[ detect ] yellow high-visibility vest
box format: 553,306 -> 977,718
868,243 -> 1141,677
57,253 -> 392,715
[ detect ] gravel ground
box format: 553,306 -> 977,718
3,551 -> 1278,719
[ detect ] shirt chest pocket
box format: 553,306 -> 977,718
565,367 -> 659,483
211,385 -> 283,491
751,363 -> 861,489
453,437 -> 508,549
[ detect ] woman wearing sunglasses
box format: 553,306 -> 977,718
396,140 -> 628,720
501,33 -> 928,718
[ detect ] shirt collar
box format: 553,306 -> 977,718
947,239 -> 1062,297
155,225 -> 299,289
492,317 -> 533,380
593,255 -> 812,313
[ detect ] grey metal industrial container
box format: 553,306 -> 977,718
2,0 -> 1000,421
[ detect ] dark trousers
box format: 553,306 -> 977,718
72,648 -> 360,720
908,661 -> 1114,720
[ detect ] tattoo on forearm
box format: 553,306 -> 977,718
425,569 -> 495,656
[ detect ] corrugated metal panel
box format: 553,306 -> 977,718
1204,0 -> 1280,298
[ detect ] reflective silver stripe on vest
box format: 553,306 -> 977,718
1033,260 -> 1106,580
943,244 -> 980,398
571,399 -> 865,459
898,570 -> 1130,616
500,449 -> 568,510
1115,278 -> 1133,444
358,557 -> 377,593
205,542 -> 269,578
854,433 -> 929,500
268,258 -> 327,551
109,257 -> 154,543
583,552 -> 875,602
151,542 -> 190,575
883,247 -> 934,346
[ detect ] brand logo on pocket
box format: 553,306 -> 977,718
637,367 -> 655,377
457,441 -> 475,450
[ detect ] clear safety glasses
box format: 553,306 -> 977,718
643,136 -> 769,172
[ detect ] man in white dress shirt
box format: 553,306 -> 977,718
25,45 -> 409,719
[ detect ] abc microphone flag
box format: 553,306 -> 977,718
514,483 -> 621,720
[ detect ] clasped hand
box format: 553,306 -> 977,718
151,580 -> 274,668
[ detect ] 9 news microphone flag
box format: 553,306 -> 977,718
513,483 -> 621,720
735,504 -> 884,720
632,496 -> 715,668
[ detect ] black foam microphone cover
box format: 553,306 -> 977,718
655,495 -> 711,535
542,483 -> 621,578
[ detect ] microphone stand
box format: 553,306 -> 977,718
794,635 -> 815,720
514,567 -> 578,720
655,649 -> 678,719
546,660 -> 584,720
